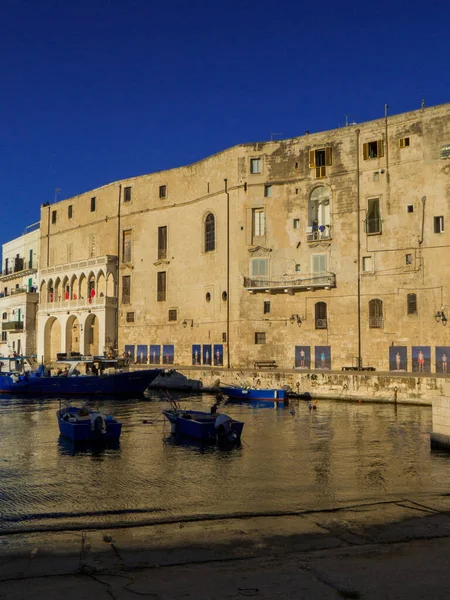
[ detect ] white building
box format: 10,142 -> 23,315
0,223 -> 40,357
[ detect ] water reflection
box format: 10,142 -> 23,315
1,394 -> 450,532
58,435 -> 121,457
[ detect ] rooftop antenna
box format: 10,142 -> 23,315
270,132 -> 283,141
421,99 -> 425,108
55,188 -> 61,203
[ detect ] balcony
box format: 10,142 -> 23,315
39,254 -> 118,277
243,273 -> 336,294
39,295 -> 118,313
2,321 -> 24,332
306,225 -> 331,242
0,259 -> 37,282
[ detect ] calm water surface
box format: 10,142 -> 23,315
1,393 -> 449,533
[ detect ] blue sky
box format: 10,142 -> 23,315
1,0 -> 449,245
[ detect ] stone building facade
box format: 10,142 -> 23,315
37,102 -> 450,373
0,224 -> 40,358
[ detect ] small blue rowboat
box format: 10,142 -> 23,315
57,405 -> 122,442
162,409 -> 244,444
220,386 -> 286,408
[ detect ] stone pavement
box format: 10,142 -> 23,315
2,494 -> 450,599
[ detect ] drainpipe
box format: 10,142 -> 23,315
116,185 -> 122,354
224,178 -> 230,368
384,104 -> 389,171
419,196 -> 426,244
356,129 -> 362,369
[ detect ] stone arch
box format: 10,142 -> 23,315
47,278 -> 54,302
87,271 -> 96,301
84,313 -> 99,357
40,280 -> 47,301
79,273 -> 87,301
65,315 -> 80,355
106,272 -> 115,297
54,277 -> 62,302
44,317 -> 61,362
62,276 -> 70,300
70,274 -> 78,299
97,270 -> 106,297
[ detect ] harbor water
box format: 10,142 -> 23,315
1,393 -> 449,535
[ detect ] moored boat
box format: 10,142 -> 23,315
220,385 -> 286,408
57,404 -> 122,442
163,409 -> 244,444
0,357 -> 161,397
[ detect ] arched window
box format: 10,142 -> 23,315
2,312 -> 6,320
369,299 -> 383,328
308,186 -> 331,240
204,213 -> 215,252
407,293 -> 417,315
315,302 -> 327,329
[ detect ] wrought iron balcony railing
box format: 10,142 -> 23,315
243,273 -> 336,293
306,225 -> 331,242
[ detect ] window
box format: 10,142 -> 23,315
122,276 -> 131,304
399,137 -> 410,148
250,158 -> 262,174
90,197 -> 96,212
222,332 -> 227,342
68,205 -> 73,219
52,210 -> 57,224
204,213 -> 215,252
293,218 -> 300,229
407,293 -> 417,315
362,256 -> 373,272
309,147 -> 332,178
157,271 -> 166,302
159,185 -> 167,199
168,309 -> 177,321
366,198 -> 381,234
122,229 -> 132,262
255,332 -> 266,344
126,312 -> 135,323
205,292 -> 211,302
1,332 -> 6,342
308,186 -> 331,239
222,291 -> 228,301
252,208 -> 265,239
264,301 -> 271,314
264,185 -> 272,197
363,140 -> 384,160
315,302 -> 327,329
88,234 -> 96,259
124,186 -> 132,202
312,254 -> 327,274
369,299 -> 383,328
406,253 -> 413,265
434,216 -> 444,233
158,226 -> 168,259
251,258 -> 268,277
2,312 -> 6,320
295,263 -> 301,272
407,205 -> 414,213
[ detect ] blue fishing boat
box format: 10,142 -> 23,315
57,405 -> 122,442
220,385 -> 286,408
0,357 -> 161,397
162,409 -> 244,444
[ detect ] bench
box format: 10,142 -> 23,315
254,360 -> 278,369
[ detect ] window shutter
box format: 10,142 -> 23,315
398,138 -> 403,149
377,140 -> 384,158
325,147 -> 332,166
363,143 -> 368,160
309,150 -> 316,169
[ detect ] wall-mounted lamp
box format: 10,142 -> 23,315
182,319 -> 194,328
289,314 -> 302,326
435,310 -> 448,326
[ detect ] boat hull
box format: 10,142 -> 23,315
221,386 -> 285,407
163,410 -> 244,443
57,408 -> 122,442
0,369 -> 161,397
